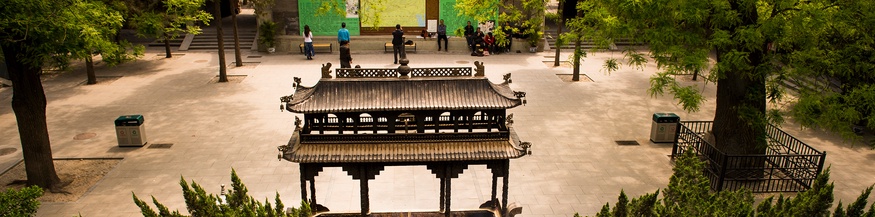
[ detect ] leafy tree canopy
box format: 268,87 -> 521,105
571,0 -> 875,147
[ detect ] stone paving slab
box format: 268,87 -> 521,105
0,48 -> 873,217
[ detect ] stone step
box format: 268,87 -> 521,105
186,45 -> 254,50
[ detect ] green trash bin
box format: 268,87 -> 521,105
115,115 -> 147,147
650,113 -> 679,143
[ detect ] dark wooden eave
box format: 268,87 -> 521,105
281,128 -> 529,163
285,77 -> 522,113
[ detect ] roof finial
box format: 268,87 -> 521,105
474,61 -> 485,77
321,63 -> 333,78
398,59 -> 411,78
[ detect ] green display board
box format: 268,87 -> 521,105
439,0 -> 476,37
298,0 -> 361,36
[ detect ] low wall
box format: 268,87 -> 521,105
273,36 -> 542,54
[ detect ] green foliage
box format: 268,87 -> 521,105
313,0 -> 346,17
133,169 -> 311,217
2,0 -> 143,68
454,0 -> 545,48
577,150 -> 874,217
359,0 -> 387,30
250,0 -> 276,19
133,0 -> 212,49
259,21 -> 278,48
0,186 -> 43,216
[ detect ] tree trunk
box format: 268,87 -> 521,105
713,0 -> 767,156
163,33 -> 172,58
85,55 -> 97,85
215,0 -> 228,82
572,37 -> 581,81
231,0 -> 243,67
553,1 -> 563,67
711,57 -> 767,155
1,43 -> 64,191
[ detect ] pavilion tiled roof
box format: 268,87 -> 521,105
285,77 -> 522,113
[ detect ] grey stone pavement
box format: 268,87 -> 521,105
0,47 -> 873,217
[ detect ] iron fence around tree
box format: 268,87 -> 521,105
672,121 -> 827,192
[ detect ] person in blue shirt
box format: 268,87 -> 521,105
337,22 -> 350,45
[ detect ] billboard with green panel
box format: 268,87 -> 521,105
298,0 -> 361,36
439,0 -> 476,37
298,0 -> 478,36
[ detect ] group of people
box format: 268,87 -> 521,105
299,20 -> 501,68
463,21 -> 500,56
301,22 -> 353,67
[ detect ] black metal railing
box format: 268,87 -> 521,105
672,121 -> 827,192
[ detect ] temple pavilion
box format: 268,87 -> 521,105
277,60 -> 531,217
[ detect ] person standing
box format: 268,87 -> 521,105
392,24 -> 404,64
340,41 -> 352,68
337,22 -> 350,45
303,25 -> 315,60
464,21 -> 475,51
437,19 -> 448,51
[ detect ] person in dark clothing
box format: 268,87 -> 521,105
464,21 -> 475,50
472,28 -> 485,53
340,41 -> 352,68
391,24 -> 405,64
437,19 -> 448,51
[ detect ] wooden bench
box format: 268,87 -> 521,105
300,43 -> 333,53
384,42 -> 417,53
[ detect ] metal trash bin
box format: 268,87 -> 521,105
115,115 -> 147,147
650,113 -> 679,143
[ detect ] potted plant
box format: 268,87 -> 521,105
259,20 -> 277,53
526,31 -> 542,53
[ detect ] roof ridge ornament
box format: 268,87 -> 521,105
519,141 -> 532,155
513,91 -> 527,105
503,73 -> 512,84
321,63 -> 333,78
505,113 -> 514,127
474,61 -> 485,77
280,94 -> 294,112
293,77 -> 301,87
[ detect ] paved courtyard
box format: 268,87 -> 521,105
0,48 -> 873,217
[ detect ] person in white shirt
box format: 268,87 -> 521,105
303,25 -> 315,60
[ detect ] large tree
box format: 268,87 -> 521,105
0,0 -> 131,190
133,0 -> 212,58
69,0 -> 144,85
785,1 -> 875,146
574,0 -> 875,152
